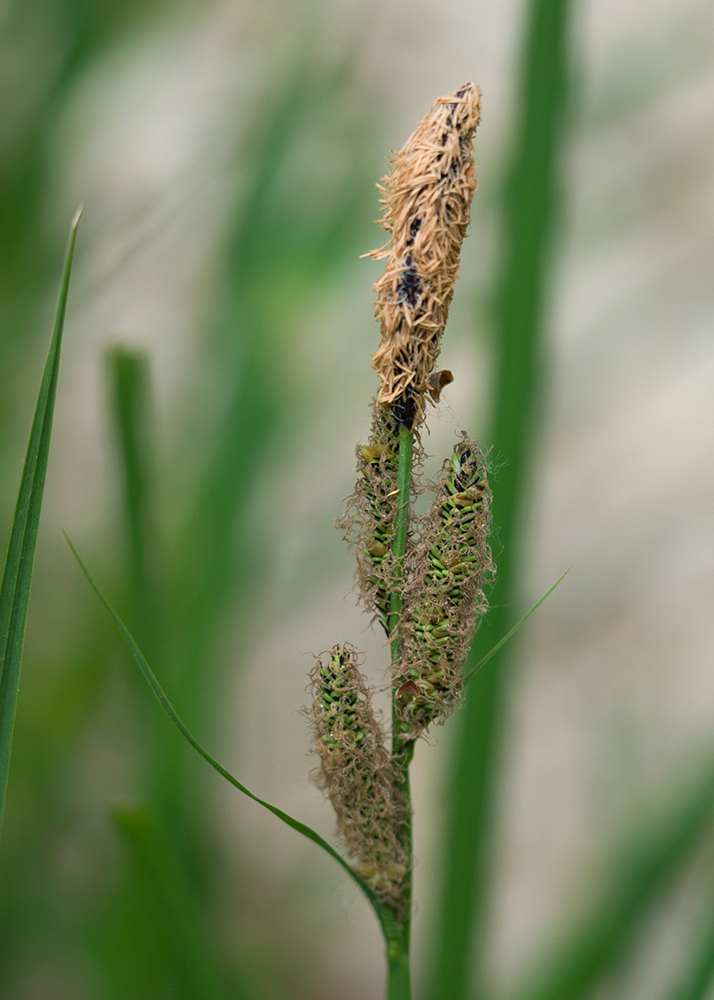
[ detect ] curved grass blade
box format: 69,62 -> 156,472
463,568 -> 570,685
65,536 -> 387,922
0,207 -> 82,837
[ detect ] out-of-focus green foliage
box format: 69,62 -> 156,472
429,2 -> 573,996
1,1 -> 714,998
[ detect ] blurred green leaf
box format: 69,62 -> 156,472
159,47 -> 379,829
0,207 -> 81,837
668,892 -> 714,1000
514,765 -> 714,1000
428,0 -> 574,997
107,345 -> 162,664
114,805 -> 229,1000
108,349 -> 154,602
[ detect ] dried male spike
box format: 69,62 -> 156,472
368,82 -> 481,429
310,645 -> 409,904
396,437 -> 493,735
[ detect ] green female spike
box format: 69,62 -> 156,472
338,406 -> 411,636
396,438 -> 493,736
310,645 -> 409,906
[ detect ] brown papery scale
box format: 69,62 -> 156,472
368,82 -> 481,430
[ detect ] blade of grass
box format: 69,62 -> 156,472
113,805 -> 228,1000
0,207 -> 82,837
428,1 -> 574,997
65,535 -> 398,933
511,762 -> 714,1000
463,568 -> 570,685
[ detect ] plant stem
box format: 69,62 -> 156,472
388,424 -> 413,653
387,928 -> 412,1000
389,422 -> 413,761
385,422 -> 414,999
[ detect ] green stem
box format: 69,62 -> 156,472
387,930 -> 412,1000
389,422 -> 413,760
385,422 -> 414,999
388,424 -> 413,651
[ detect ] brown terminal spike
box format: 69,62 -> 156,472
367,82 -> 482,429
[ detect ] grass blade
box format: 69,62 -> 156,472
428,1 -> 574,996
513,762 -> 714,1000
0,206 -> 82,836
463,568 -> 570,685
65,535 -> 385,917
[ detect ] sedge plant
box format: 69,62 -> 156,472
68,85 -> 567,998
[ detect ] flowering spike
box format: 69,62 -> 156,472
310,645 -> 409,904
396,438 -> 493,734
337,405 -> 416,634
369,82 -> 482,429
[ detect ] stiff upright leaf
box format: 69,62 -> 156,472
0,207 -> 82,837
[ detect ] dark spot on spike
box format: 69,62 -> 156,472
392,390 -> 417,430
397,254 -> 421,307
406,217 -> 422,247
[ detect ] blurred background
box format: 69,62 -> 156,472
1,0 -> 714,997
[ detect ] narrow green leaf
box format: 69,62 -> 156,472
428,0 -> 574,995
463,568 -> 570,685
113,805 -> 227,1000
65,535 -> 391,926
0,206 -> 82,837
514,763 -> 714,1000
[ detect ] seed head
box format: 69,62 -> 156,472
396,438 -> 493,734
309,645 -> 409,903
337,405 -> 418,635
369,82 -> 482,429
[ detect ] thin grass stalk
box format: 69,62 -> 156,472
428,2 -> 573,998
385,423 -> 415,999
